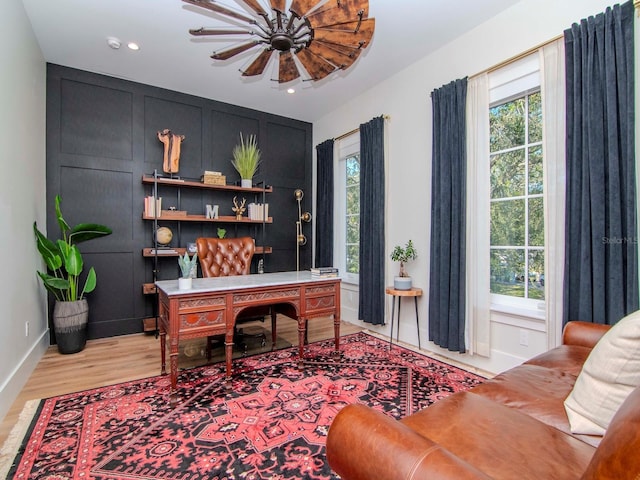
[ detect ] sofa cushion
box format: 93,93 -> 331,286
524,344 -> 593,377
469,364 -> 600,447
401,391 -> 595,480
564,310 -> 640,435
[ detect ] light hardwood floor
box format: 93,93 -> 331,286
0,316 -> 363,448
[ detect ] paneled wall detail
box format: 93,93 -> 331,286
46,64 -> 312,339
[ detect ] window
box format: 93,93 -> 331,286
489,90 -> 544,302
336,133 -> 360,284
345,154 -> 360,276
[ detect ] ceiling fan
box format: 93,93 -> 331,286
183,0 -> 375,83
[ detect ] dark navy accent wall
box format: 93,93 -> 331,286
46,64 -> 313,340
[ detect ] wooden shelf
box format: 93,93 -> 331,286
142,174 -> 273,193
142,214 -> 272,224
142,246 -> 272,257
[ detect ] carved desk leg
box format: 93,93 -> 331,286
160,326 -> 167,376
297,316 -> 307,369
224,341 -> 234,391
332,314 -> 341,358
169,335 -> 179,406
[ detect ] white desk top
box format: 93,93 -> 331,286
155,270 -> 340,296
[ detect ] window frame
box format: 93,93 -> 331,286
335,133 -> 360,285
488,54 -> 546,316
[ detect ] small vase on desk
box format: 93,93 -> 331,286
178,277 -> 192,290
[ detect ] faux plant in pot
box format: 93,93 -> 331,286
231,133 -> 261,188
34,195 -> 112,354
178,252 -> 198,289
391,240 -> 417,290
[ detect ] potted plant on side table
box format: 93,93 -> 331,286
33,195 -> 112,354
231,132 -> 261,188
391,240 -> 418,290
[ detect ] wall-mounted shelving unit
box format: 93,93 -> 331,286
141,171 -> 273,332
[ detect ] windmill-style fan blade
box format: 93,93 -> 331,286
242,49 -> 274,76
278,51 -> 301,83
211,41 -> 259,60
306,0 -> 369,27
190,27 -> 252,36
289,0 -> 323,18
308,41 -> 362,70
314,18 -> 375,48
269,0 -> 286,13
241,0 -> 269,17
295,48 -> 337,80
182,0 -> 255,24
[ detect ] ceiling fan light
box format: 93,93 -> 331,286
185,0 -> 373,83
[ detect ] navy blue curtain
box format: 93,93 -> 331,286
564,1 -> 637,326
358,116 -> 385,325
428,78 -> 467,353
315,139 -> 334,268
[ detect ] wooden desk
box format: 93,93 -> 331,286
386,286 -> 423,349
156,272 -> 341,404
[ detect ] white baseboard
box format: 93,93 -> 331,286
0,330 -> 49,424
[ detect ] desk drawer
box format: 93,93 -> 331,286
180,309 -> 225,329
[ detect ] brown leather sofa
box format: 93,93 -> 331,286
326,321 -> 640,480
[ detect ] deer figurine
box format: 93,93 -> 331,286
232,196 -> 246,220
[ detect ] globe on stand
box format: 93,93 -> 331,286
155,226 -> 173,246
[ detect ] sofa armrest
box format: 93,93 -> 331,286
326,404 -> 491,480
562,321 -> 611,348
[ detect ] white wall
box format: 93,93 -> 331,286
0,1 -> 48,422
314,0 -> 635,374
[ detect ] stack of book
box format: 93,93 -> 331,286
310,267 -> 339,278
201,170 -> 226,185
144,196 -> 162,217
247,202 -> 269,221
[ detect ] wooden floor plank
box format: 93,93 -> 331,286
0,317 -> 362,448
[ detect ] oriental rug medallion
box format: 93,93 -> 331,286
5,332 -> 483,480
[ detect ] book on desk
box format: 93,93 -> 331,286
310,267 -> 339,278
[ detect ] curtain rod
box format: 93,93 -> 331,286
474,1 -> 640,77
469,33 -> 563,80
334,114 -> 391,141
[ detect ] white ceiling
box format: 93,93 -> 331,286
21,0 -> 521,123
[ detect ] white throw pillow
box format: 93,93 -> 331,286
564,310 -> 640,435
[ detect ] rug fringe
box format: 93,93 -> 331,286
0,399 -> 41,478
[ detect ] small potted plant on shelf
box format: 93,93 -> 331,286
33,195 -> 112,354
231,132 -> 261,188
177,251 -> 198,289
391,240 -> 418,290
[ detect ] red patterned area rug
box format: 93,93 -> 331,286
6,332 -> 483,479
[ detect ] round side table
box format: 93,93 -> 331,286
385,286 -> 423,350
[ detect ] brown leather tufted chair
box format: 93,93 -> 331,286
197,236 -> 255,278
196,237 -> 274,357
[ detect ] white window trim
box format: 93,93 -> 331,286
488,54 -> 545,317
335,133 -> 360,285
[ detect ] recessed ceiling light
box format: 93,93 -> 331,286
287,88 -> 295,94
106,37 -> 121,50
127,42 -> 140,51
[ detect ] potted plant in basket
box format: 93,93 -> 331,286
178,251 -> 198,289
33,195 -> 112,354
231,132 -> 261,188
391,240 -> 418,290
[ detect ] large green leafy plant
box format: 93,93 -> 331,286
34,195 -> 112,302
